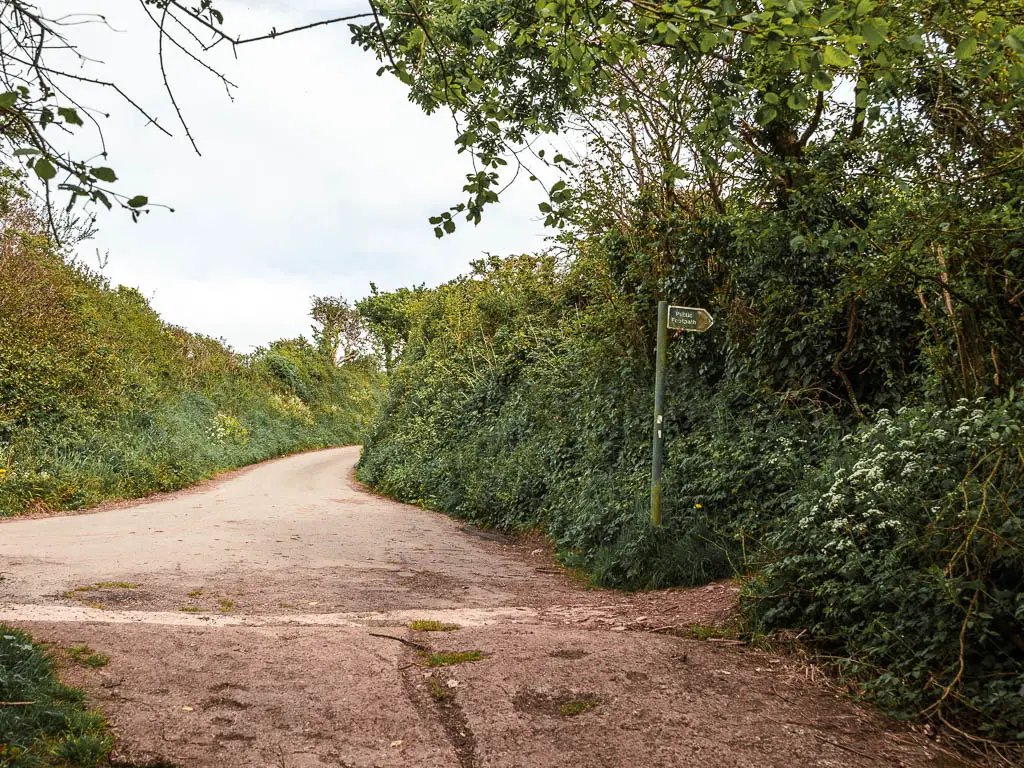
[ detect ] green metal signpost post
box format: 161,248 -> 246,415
650,301 -> 669,526
650,303 -> 714,526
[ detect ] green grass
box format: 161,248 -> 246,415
0,624 -> 113,766
418,651 -> 485,667
217,599 -> 234,613
427,677 -> 453,700
408,620 -> 460,632
65,646 -> 109,669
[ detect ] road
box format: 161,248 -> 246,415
0,446 -> 956,767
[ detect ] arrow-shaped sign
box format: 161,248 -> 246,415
667,306 -> 714,332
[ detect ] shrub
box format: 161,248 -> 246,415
745,396 -> 1024,741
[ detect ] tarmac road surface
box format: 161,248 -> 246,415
0,446 -> 960,767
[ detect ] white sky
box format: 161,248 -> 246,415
56,0 -> 551,351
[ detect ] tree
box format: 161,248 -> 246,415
352,0 -> 1024,400
0,1 -> 377,234
355,282 -> 423,373
310,295 -> 364,365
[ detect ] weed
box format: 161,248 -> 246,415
66,645 -> 110,669
558,695 -> 600,717
419,651 -> 485,667
409,620 -> 460,632
178,606 -> 202,613
94,581 -> 138,589
217,599 -> 235,613
427,677 -> 453,701
51,729 -> 115,763
187,589 -> 204,598
684,623 -> 740,641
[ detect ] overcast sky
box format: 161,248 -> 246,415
59,0 -> 551,351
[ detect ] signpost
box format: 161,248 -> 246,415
650,302 -> 714,526
667,306 -> 714,333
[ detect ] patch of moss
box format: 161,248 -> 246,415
409,620 -> 460,632
558,695 -> 600,717
419,650 -> 485,667
66,645 -> 110,669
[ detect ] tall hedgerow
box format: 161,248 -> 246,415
0,196 -> 381,516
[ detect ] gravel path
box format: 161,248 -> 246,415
0,446 -> 962,767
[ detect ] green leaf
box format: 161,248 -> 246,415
823,46 -> 854,68
763,92 -> 781,104
91,167 -> 117,183
0,91 -> 17,108
860,18 -> 887,47
819,5 -> 844,25
955,36 -> 978,60
33,157 -> 57,181
58,107 -> 83,126
442,219 -> 456,234
787,91 -> 810,110
127,195 -> 148,208
758,106 -> 779,125
812,71 -> 834,91
855,0 -> 877,16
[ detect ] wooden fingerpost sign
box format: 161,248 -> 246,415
650,302 -> 715,526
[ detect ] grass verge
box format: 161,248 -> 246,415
0,624 -> 113,766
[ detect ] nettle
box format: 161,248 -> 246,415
748,394 -> 1024,740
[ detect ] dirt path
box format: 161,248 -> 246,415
0,446 -> 959,767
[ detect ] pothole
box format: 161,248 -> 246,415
513,689 -> 602,718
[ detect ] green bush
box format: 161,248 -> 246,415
745,396 -> 1024,740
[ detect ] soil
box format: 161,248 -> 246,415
0,446 -> 973,767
